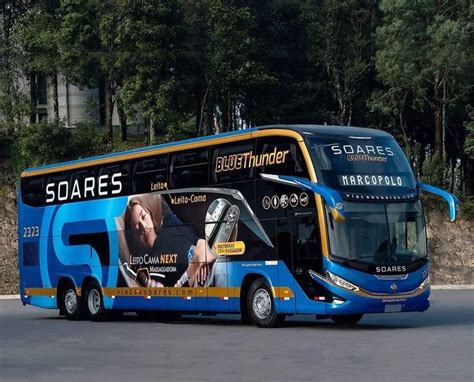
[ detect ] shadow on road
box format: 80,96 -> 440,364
35,303 -> 474,330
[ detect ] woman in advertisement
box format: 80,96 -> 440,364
118,193 -> 216,288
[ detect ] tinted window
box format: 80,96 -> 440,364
21,176 -> 44,206
23,242 -> 39,266
211,140 -> 255,184
45,172 -> 70,203
97,161 -> 129,196
256,137 -> 308,177
69,167 -> 96,201
132,155 -> 168,193
171,149 -> 209,188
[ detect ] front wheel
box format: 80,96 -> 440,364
247,278 -> 285,328
331,314 -> 363,325
85,281 -> 107,321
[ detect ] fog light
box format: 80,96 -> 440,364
332,299 -> 345,305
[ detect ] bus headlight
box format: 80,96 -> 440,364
326,271 -> 360,292
420,274 -> 430,289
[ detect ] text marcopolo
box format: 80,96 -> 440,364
339,174 -> 404,187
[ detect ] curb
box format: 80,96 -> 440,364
0,286 -> 472,300
431,285 -> 474,290
0,295 -> 20,300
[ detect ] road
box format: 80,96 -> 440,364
1,290 -> 473,382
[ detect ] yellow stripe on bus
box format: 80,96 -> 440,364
23,286 -> 295,299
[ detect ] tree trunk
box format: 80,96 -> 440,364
449,158 -> 455,194
149,118 -> 155,145
442,80 -> 447,160
195,94 -> 202,137
433,103 -> 442,157
117,100 -> 127,142
51,73 -> 59,121
106,77 -> 114,146
29,72 -> 37,124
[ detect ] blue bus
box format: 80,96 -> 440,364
18,125 -> 459,327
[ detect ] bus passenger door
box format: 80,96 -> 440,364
276,218 -> 296,313
291,214 -> 324,313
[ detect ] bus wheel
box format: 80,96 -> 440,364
331,314 -> 363,325
247,278 -> 285,328
61,282 -> 83,321
85,281 -> 107,322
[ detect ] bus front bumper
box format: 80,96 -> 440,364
310,271 -> 431,315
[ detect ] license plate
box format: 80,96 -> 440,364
384,304 -> 402,313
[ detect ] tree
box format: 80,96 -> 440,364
11,1 -> 62,121
376,0 -> 472,159
117,0 -> 185,143
303,0 -> 379,126
0,0 -> 34,124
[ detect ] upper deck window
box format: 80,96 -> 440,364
211,140 -> 255,184
170,149 -> 209,188
132,155 -> 167,193
256,137 -> 308,177
21,176 -> 44,206
307,136 -> 416,194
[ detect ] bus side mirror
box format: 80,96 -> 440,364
417,182 -> 460,222
260,174 -> 347,222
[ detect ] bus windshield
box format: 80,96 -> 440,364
327,201 -> 427,265
307,136 -> 416,196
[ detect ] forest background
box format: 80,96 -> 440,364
0,0 -> 473,291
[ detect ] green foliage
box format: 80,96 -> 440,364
460,196 -> 474,221
11,121 -> 71,175
304,0 -> 378,125
421,154 -> 445,189
71,120 -> 106,159
11,2 -> 61,75
2,0 -> 473,199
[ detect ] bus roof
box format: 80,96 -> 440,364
22,124 -> 392,177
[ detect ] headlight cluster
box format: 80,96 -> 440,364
326,271 -> 360,292
420,274 -> 431,289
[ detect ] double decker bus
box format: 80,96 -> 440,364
18,125 -> 459,327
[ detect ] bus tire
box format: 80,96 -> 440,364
247,278 -> 285,328
85,281 -> 107,322
331,314 -> 363,325
61,282 -> 83,321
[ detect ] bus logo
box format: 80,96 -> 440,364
390,284 -> 398,293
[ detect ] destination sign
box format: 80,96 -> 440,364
338,174 -> 406,187
309,136 -> 416,195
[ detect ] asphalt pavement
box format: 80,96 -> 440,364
1,290 -> 473,382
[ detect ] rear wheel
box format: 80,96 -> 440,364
247,278 -> 285,328
331,314 -> 363,325
85,281 -> 107,321
61,282 -> 83,321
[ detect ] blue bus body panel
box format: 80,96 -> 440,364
18,125 -> 435,317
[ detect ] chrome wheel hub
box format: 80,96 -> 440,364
64,289 -> 77,314
88,289 -> 101,315
253,288 -> 272,320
